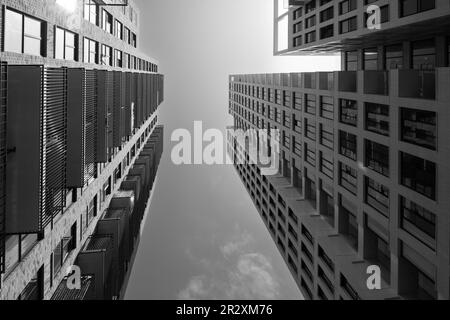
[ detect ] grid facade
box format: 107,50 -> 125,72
274,0 -> 450,55
0,0 -> 165,300
228,67 -> 450,299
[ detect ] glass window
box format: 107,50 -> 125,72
339,131 -> 357,160
401,153 -> 436,200
4,9 -> 44,56
365,177 -> 390,216
101,45 -> 113,66
401,197 -> 436,249
400,0 -> 435,17
385,44 -> 404,69
339,99 -> 357,126
84,0 -> 99,25
339,162 -> 357,195
365,140 -> 389,177
363,47 -> 378,70
412,39 -> 436,70
55,27 -> 77,61
401,108 -> 436,150
102,10 -> 113,34
345,51 -> 358,71
365,103 -> 389,136
320,96 -> 334,120
84,38 -> 99,64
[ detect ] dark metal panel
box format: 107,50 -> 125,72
0,61 -> 7,273
113,71 -> 125,148
67,68 -> 85,188
43,67 -> 67,227
6,65 -> 43,234
96,70 -> 109,163
85,70 -> 97,180
124,72 -> 132,137
137,73 -> 143,127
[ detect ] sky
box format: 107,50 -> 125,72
124,0 -> 340,300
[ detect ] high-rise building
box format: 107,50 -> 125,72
228,0 -> 450,300
0,0 -> 164,300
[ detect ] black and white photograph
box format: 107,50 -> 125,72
0,0 -> 449,311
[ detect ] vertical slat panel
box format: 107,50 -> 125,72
85,69 -> 97,181
67,68 -> 85,188
0,61 -> 7,273
43,67 -> 67,228
124,72 -> 132,137
96,70 -> 108,163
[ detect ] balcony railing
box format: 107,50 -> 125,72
319,72 -> 334,91
338,71 -> 357,93
364,71 -> 389,95
399,70 -> 436,100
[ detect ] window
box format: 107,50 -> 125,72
365,103 -> 389,136
305,16 -> 316,29
55,27 -> 77,61
401,153 -> 436,200
339,16 -> 357,34
401,197 -> 436,249
385,44 -> 404,69
4,9 -> 45,56
340,162 -> 357,195
293,92 -> 302,111
320,7 -> 334,22
345,51 -> 358,71
115,20 -> 123,40
124,27 -> 131,44
305,94 -> 316,115
115,49 -> 123,67
131,33 -> 137,47
320,152 -> 334,179
305,31 -> 316,44
363,47 -> 378,70
365,177 -> 390,216
293,21 -> 302,33
320,124 -> 334,150
339,0 -> 356,15
101,44 -> 113,66
339,131 -> 357,160
320,25 -> 334,40
84,0 -> 99,25
305,144 -> 316,167
339,99 -> 357,126
412,39 -> 436,70
102,10 -> 113,34
400,108 -> 436,150
320,96 -> 334,120
365,140 -> 389,177
84,38 -> 99,64
400,0 -> 435,17
305,119 -> 316,141
340,200 -> 358,250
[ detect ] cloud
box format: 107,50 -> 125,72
178,231 -> 281,300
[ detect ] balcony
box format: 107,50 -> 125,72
76,235 -> 114,300
364,71 -> 389,95
51,275 -> 95,300
338,71 -> 357,93
399,70 -> 436,100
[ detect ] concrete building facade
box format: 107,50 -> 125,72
228,0 -> 450,300
0,0 -> 164,300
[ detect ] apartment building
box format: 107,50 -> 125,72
227,0 -> 450,300
0,0 -> 164,300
